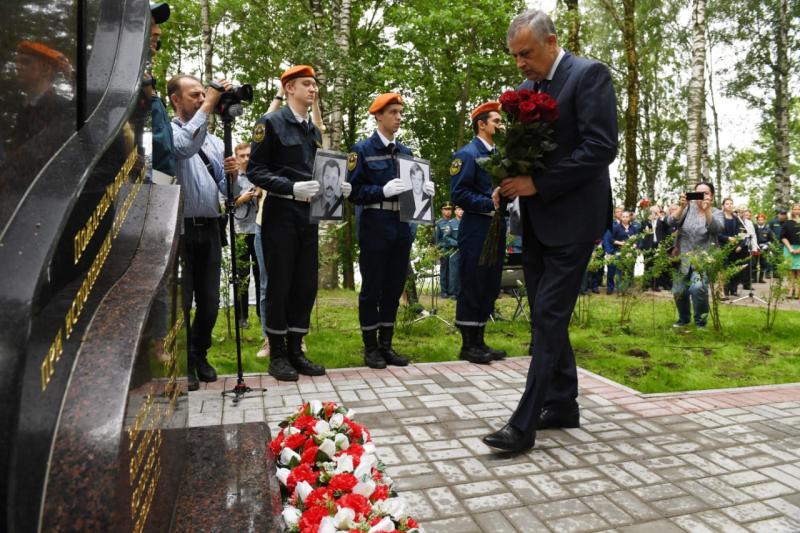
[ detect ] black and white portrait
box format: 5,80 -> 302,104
310,150 -> 347,221
397,154 -> 433,224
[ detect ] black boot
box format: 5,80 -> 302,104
458,326 -> 493,364
187,355 -> 199,391
363,329 -> 386,369
288,334 -> 325,376
379,326 -> 409,366
479,325 -> 506,360
196,354 -> 218,382
268,335 -> 298,382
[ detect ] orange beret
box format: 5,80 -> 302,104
369,93 -> 403,114
470,101 -> 502,121
16,41 -> 71,73
281,65 -> 316,86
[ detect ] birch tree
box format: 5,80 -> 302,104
686,0 -> 708,185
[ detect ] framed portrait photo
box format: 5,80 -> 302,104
397,154 -> 433,225
310,150 -> 348,222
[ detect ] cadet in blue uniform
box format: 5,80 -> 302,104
347,93 -> 435,369
434,205 -> 454,297
247,65 -> 351,381
450,101 -> 507,364
447,207 -> 463,297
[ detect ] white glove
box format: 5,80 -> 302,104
382,178 -> 408,198
341,181 -> 352,198
293,180 -> 320,200
423,180 -> 435,196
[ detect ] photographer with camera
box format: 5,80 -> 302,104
667,183 -> 724,328
168,74 -> 238,391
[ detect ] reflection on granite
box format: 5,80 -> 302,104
172,423 -> 284,533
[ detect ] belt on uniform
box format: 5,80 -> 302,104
184,216 -> 220,226
365,200 -> 399,212
268,192 -> 311,203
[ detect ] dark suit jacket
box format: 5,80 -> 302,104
519,52 -> 618,247
400,190 -> 432,222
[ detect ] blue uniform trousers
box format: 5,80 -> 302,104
455,213 -> 505,326
358,209 -> 414,330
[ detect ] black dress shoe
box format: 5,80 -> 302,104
537,404 -> 580,430
364,347 -> 387,369
483,423 -> 535,452
288,335 -> 326,376
188,369 -> 199,391
478,326 -> 506,360
459,326 -> 493,364
269,356 -> 299,381
196,359 -> 218,382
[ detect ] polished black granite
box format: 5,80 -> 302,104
173,423 -> 284,533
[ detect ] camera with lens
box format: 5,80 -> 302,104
208,80 -> 253,120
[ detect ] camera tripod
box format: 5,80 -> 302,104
730,252 -> 767,305
410,255 -> 453,328
218,113 -> 266,405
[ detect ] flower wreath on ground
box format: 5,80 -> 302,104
269,401 -> 424,533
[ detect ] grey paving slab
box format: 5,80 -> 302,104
189,360 -> 800,532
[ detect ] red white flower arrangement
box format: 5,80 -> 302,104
269,401 -> 423,533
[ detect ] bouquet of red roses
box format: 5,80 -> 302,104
477,88 -> 559,265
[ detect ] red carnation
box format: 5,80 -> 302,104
287,463 -> 318,491
306,486 -> 333,508
407,517 -> 419,529
285,432 -> 307,450
299,504 -> 329,533
337,444 -> 363,468
324,402 -> 337,418
346,420 -> 364,441
329,472 -> 358,493
293,414 -> 318,432
370,484 -> 389,502
301,444 -> 319,464
338,493 -> 371,518
268,434 -> 284,456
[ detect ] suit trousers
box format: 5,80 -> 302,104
455,214 -> 505,325
358,220 -> 413,330
262,199 -> 319,335
180,219 -> 222,359
509,229 -> 594,434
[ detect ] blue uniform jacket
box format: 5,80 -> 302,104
450,137 -> 495,215
151,96 -> 176,176
610,223 -> 639,252
347,131 -> 414,246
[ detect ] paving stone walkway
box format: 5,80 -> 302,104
188,360 -> 800,532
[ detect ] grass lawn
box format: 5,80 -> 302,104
205,289 -> 800,394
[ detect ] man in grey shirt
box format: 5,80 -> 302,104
167,74 -> 237,391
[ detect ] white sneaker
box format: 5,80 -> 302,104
256,338 -> 270,358
301,339 -> 307,352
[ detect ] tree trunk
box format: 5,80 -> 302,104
640,86 -> 655,201
707,52 -> 723,205
564,0 -> 581,55
328,0 -> 350,152
455,63 -> 472,150
686,0 -> 706,185
340,104 -> 359,291
773,0 -> 791,209
622,0 -> 639,210
200,0 -> 213,86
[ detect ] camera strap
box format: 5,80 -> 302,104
197,148 -> 221,184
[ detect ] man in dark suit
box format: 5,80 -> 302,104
485,9 -> 618,452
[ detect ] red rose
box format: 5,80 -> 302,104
499,90 -> 522,117
370,484 -> 390,502
301,444 -> 319,464
517,88 -> 537,101
638,198 -> 651,208
329,472 -> 358,493
285,432 -> 306,450
517,100 -> 541,124
299,504 -> 329,532
534,93 -> 559,122
287,463 -> 318,491
338,493 -> 371,518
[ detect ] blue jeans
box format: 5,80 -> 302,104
672,269 -> 708,326
254,227 -> 268,336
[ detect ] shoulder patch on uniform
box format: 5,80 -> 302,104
450,158 -> 463,176
253,123 -> 265,143
347,152 -> 358,171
